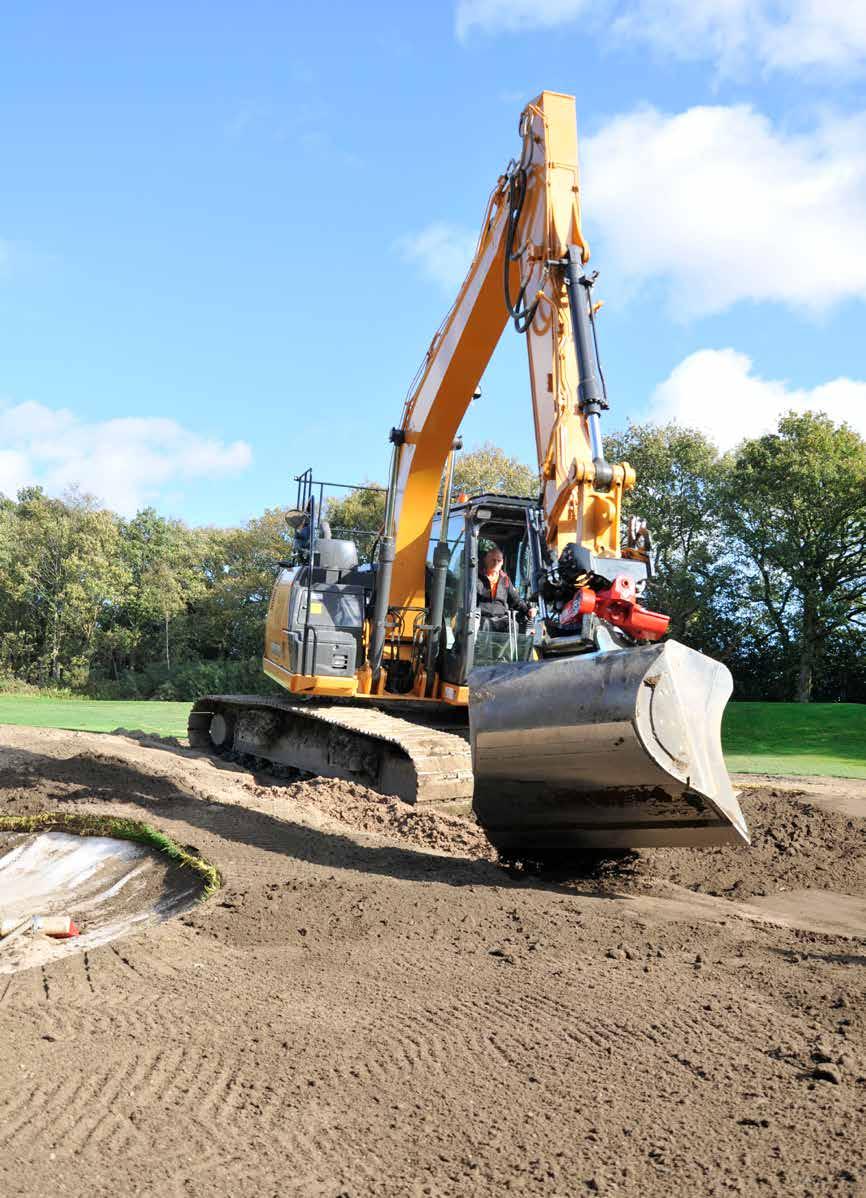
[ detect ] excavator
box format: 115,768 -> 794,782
189,91 -> 750,855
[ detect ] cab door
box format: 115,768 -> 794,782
436,513 -> 469,686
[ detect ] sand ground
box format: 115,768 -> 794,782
0,725 -> 863,1197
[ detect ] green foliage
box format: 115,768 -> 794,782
0,674 -> 75,699
452,442 -> 539,498
1,487 -> 130,684
722,411 -> 866,702
607,415 -> 866,703
326,483 -> 386,558
92,658 -> 281,701
606,422 -> 738,651
0,487 -> 293,699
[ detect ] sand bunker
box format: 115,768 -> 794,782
0,830 -> 202,974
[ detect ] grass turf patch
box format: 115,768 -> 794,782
723,702 -> 866,779
0,811 -> 220,898
0,695 -> 191,738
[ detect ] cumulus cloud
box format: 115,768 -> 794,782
583,105 -> 866,317
0,401 -> 253,515
616,0 -> 866,76
394,222 -> 477,292
399,105 -> 866,319
648,349 -> 866,449
456,0 -> 866,75
0,450 -> 31,497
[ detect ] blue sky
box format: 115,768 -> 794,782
2,1 -> 865,524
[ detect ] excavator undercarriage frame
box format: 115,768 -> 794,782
188,694 -> 473,807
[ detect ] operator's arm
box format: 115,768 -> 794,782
504,577 -> 529,615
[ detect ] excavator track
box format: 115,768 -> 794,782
188,695 -> 473,807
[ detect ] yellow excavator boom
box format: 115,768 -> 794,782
389,91 -> 632,621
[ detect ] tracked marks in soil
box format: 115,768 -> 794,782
82,951 -> 96,994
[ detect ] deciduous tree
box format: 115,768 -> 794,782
721,411 -> 866,702
604,423 -> 740,652
452,443 -> 538,499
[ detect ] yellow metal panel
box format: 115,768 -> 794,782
438,682 -> 469,705
288,674 -> 358,697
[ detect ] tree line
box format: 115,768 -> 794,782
1,413 -> 864,703
0,493 -> 294,700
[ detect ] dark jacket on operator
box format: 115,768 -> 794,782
476,570 -> 528,624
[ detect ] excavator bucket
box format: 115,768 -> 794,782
469,640 -> 749,855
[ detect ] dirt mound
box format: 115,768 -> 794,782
0,725 -> 863,1198
244,774 -> 496,860
637,788 -> 866,900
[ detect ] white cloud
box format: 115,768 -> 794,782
0,450 -> 31,497
648,348 -> 866,449
583,104 -> 866,317
394,222 -> 477,291
456,0 -> 866,75
617,0 -> 866,76
400,104 -> 866,319
0,400 -> 252,515
456,0 -> 588,38
612,0 -> 753,73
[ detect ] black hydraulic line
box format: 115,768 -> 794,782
563,245 -> 613,491
503,114 -> 540,335
302,493 -> 317,674
368,533 -> 395,685
457,517 -> 479,683
423,437 -> 462,696
368,429 -> 404,686
504,170 -> 540,334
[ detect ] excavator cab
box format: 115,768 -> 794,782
431,494 -> 540,688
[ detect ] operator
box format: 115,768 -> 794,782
476,547 -> 532,630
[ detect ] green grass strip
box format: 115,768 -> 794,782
0,811 -> 221,899
722,701 -> 866,779
0,695 -> 192,738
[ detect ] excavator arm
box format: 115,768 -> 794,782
386,91 -> 632,623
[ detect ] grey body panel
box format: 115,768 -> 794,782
286,575 -> 365,678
